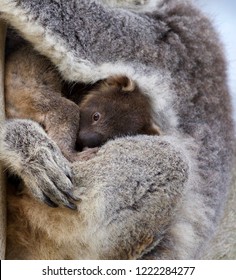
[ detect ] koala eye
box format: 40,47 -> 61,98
92,112 -> 101,122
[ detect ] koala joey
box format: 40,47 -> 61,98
0,0 -> 234,261
4,43 -> 160,260
78,75 -> 160,149
5,45 -> 160,162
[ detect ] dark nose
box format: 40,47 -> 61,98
77,131 -> 103,148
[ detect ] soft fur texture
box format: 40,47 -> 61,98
0,21 -> 6,260
3,121 -> 191,259
5,45 -> 83,162
0,0 -> 234,259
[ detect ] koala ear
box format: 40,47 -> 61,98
120,76 -> 135,92
104,75 -> 135,92
145,122 -> 161,135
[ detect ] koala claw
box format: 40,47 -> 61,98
43,194 -> 59,208
21,144 -> 77,209
0,119 -> 79,209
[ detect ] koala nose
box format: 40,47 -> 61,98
77,131 -> 103,148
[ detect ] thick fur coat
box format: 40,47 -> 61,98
0,0 -> 234,259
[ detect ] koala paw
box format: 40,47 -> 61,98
1,119 -> 79,210
76,147 -> 99,161
21,145 -> 77,209
67,147 -> 99,162
22,143 -> 78,209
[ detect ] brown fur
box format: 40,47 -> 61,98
78,75 -> 160,148
0,0 -> 234,261
6,179 -> 156,259
5,46 -> 160,157
5,46 -> 160,259
5,45 -> 81,162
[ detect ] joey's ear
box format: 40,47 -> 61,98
145,122 -> 161,135
104,75 -> 136,92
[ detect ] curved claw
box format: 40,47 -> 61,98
43,194 -> 58,208
63,190 -> 80,202
65,201 -> 77,210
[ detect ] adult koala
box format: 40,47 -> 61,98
0,0 -> 234,259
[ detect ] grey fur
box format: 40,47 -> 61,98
0,0 -> 234,259
0,120 -> 74,208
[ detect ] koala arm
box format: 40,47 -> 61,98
0,0 -> 172,82
0,119 -> 77,209
0,0 -> 233,259
72,135 -> 194,259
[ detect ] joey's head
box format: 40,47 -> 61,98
77,75 -> 160,148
